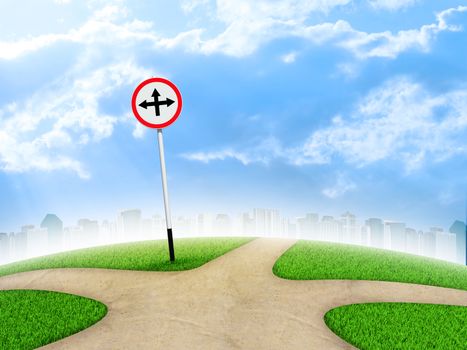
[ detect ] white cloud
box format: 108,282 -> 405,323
334,62 -> 360,79
368,0 -> 418,11
157,4 -> 467,60
182,137 -> 285,165
281,51 -> 297,63
159,0 -> 352,57
322,173 -> 356,198
181,0 -> 210,13
183,77 -> 467,172
0,5 -> 156,60
132,121 -> 147,139
339,6 -> 467,59
2,2 -> 465,62
182,149 -> 253,165
298,77 -> 467,171
0,61 -> 152,178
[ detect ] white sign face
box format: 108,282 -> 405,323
131,78 -> 182,129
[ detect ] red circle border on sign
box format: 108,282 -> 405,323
131,77 -> 183,129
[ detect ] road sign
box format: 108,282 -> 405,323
131,77 -> 182,129
131,77 -> 183,262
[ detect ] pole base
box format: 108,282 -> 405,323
167,228 -> 175,262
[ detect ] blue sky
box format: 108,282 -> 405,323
0,0 -> 466,232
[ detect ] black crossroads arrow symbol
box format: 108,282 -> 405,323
139,88 -> 175,116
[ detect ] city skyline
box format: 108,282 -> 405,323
1,206 -> 465,266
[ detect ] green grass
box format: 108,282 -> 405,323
273,240 -> 467,291
0,238 -> 252,349
274,241 -> 467,349
0,289 -> 107,350
325,302 -> 467,349
0,237 -> 253,277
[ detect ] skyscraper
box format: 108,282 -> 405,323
40,214 -> 63,252
366,218 -> 384,248
241,212 -> 255,236
215,214 -> 232,235
77,219 -> 99,245
387,222 -> 406,252
297,213 -> 319,239
433,227 -> 456,263
405,228 -> 420,255
421,230 -> 436,258
449,220 -> 466,265
320,216 -> 341,242
14,231 -> 27,260
0,232 -> 9,264
27,228 -> 48,257
341,212 -> 357,243
253,208 -> 280,236
118,209 -> 142,239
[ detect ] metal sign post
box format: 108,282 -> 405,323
131,77 -> 183,262
156,128 -> 175,261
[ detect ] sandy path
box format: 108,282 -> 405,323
1,238 -> 467,349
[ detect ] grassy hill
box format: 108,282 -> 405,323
0,237 -> 252,350
273,240 -> 467,291
0,237 -> 253,277
274,240 -> 467,349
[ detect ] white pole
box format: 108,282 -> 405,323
157,129 -> 175,261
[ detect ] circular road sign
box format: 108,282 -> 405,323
131,77 -> 182,129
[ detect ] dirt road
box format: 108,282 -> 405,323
1,238 -> 466,349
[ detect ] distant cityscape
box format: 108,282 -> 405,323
0,208 -> 466,266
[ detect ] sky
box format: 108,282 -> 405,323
0,0 -> 466,233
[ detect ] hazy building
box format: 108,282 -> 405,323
269,209 -> 281,236
241,213 -> 255,236
297,213 -> 319,239
100,220 -> 117,243
40,214 -> 63,252
341,212 -> 358,244
140,219 -> 153,239
27,228 -> 48,257
175,216 -> 195,237
253,208 -> 280,236
64,226 -> 86,249
360,226 -> 369,246
405,228 -> 420,255
320,216 -> 341,242
77,219 -> 99,245
153,215 -> 165,237
387,222 -> 406,252
17,225 -> 34,259
449,220 -> 466,265
366,218 -> 384,248
0,232 -> 9,264
215,214 -> 232,235
13,231 -> 27,260
197,213 -> 215,236
21,225 -> 34,234
421,230 -> 436,258
287,221 -> 297,238
433,228 -> 456,263
118,209 -> 141,239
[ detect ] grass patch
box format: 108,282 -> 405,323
0,237 -> 253,277
273,240 -> 467,291
325,302 -> 467,349
0,289 -> 107,350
